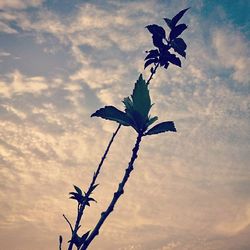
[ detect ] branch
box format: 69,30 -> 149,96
63,214 -> 73,233
67,124 -> 122,250
59,235 -> 63,250
82,132 -> 143,249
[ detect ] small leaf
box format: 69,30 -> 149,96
171,38 -> 187,57
88,197 -> 97,203
145,116 -> 158,128
168,53 -> 181,67
145,49 -> 159,60
171,8 -> 190,27
90,184 -> 99,193
146,24 -> 166,39
74,185 -> 82,195
91,106 -> 132,126
81,230 -> 90,242
145,121 -> 176,136
169,24 -> 187,40
152,34 -> 165,48
163,17 -> 173,29
144,58 -> 158,69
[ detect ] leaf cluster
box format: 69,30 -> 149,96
145,8 -> 189,70
91,74 -> 176,135
69,185 -> 98,206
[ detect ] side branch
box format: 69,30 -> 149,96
67,123 -> 122,250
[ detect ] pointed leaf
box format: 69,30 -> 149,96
145,121 -> 176,136
168,53 -> 181,67
163,17 -> 173,29
90,184 -> 99,193
169,24 -> 187,40
74,185 -> 82,195
144,58 -> 158,69
131,74 -> 151,119
81,230 -> 90,242
171,38 -> 187,57
145,49 -> 159,60
91,106 -> 132,126
87,197 -> 97,203
146,24 -> 166,39
145,116 -> 158,128
171,8 -> 190,27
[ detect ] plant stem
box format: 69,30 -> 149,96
67,124 -> 122,250
68,63 -> 159,249
81,132 -> 143,249
146,62 -> 160,85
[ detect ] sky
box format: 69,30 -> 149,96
0,0 -> 249,249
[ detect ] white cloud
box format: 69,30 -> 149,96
0,71 -> 48,98
0,21 -> 17,33
212,28 -> 250,84
0,0 -> 43,9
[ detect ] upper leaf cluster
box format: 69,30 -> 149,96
145,8 -> 189,70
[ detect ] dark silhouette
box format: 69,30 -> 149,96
60,8 -> 189,250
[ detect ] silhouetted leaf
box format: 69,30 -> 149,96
145,116 -> 158,128
145,49 -> 159,60
81,230 -> 90,242
146,24 -> 166,39
131,74 -> 151,119
163,17 -> 173,29
91,106 -> 132,126
171,38 -> 187,57
88,197 -> 97,203
171,8 -> 189,27
168,53 -> 181,67
164,8 -> 189,30
145,121 -> 176,135
144,58 -> 158,69
90,184 -> 99,193
73,185 -> 82,195
152,34 -> 165,48
169,24 -> 187,40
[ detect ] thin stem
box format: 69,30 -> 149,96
67,124 -> 122,250
82,132 -> 143,249
59,235 -> 63,250
63,214 -> 73,233
146,62 -> 160,85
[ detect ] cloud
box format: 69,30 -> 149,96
212,28 -> 250,84
0,70 -> 48,98
0,0 -> 43,9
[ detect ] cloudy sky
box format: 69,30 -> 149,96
0,0 -> 249,249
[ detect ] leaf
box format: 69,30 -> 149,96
163,17 -> 173,29
169,24 -> 187,40
90,184 -> 99,193
144,58 -> 158,69
145,49 -> 159,60
81,230 -> 90,242
74,185 -> 82,195
131,74 -> 151,119
145,116 -> 158,128
145,121 -> 176,136
91,106 -> 132,126
87,197 -> 97,203
145,24 -> 166,39
168,53 -> 181,67
171,8 -> 190,27
171,38 -> 187,57
152,34 -> 165,48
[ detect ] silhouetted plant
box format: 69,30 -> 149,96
60,8 -> 189,250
